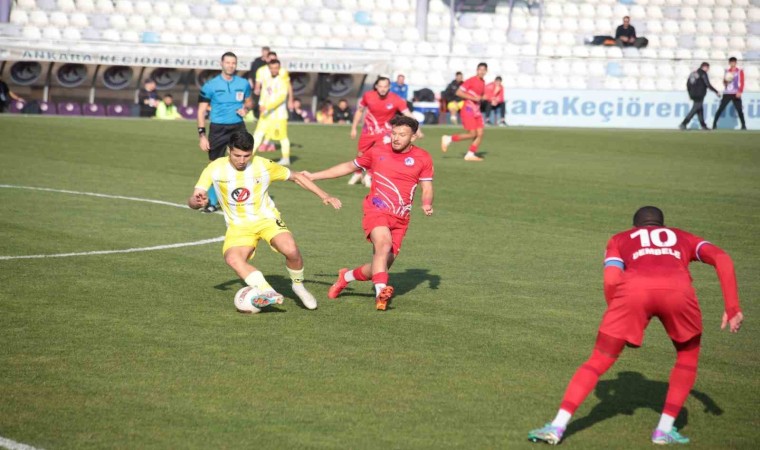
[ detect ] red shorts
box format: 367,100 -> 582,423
461,105 -> 484,131
357,133 -> 390,154
598,286 -> 702,347
362,211 -> 409,255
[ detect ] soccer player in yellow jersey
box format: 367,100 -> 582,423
188,131 -> 342,310
255,59 -> 294,166
254,52 -> 294,153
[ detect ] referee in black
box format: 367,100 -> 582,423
197,52 -> 252,212
679,62 -> 719,130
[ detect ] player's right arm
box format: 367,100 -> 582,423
350,104 -> 365,139
456,85 -> 482,102
187,188 -> 208,209
302,161 -> 358,181
197,82 -> 212,151
695,242 -> 743,332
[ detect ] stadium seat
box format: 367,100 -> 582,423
696,7 -> 712,20
58,0 -> 77,13
42,27 -> 61,40
22,25 -> 41,40
730,8 -> 747,20
82,103 -> 106,117
172,3 -> 191,18
134,1 -> 152,16
147,17 -> 165,31
114,0 -> 133,15
57,102 -> 81,115
680,7 -> 697,21
153,2 -> 171,17
128,15 -> 146,31
179,33 -> 196,45
29,11 -> 49,27
9,9 -> 29,25
106,104 -> 132,117
62,27 -> 81,41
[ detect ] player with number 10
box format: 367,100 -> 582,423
528,206 -> 744,445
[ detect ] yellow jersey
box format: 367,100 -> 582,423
195,156 -> 291,226
258,68 -> 290,121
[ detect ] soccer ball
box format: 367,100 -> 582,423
724,72 -> 735,83
234,286 -> 262,314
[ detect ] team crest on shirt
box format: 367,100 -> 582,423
386,103 -> 393,109
404,157 -> 415,166
231,187 -> 251,202
236,91 -> 244,101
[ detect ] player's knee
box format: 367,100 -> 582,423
673,334 -> 701,352
594,331 -> 626,358
224,252 -> 245,269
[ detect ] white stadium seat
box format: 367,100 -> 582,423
135,1 -> 152,16
49,11 -> 68,27
713,8 -> 730,20
147,17 -> 165,31
22,25 -> 41,40
70,12 -> 89,28
161,32 -> 178,44
696,7 -> 712,20
172,3 -> 191,18
128,15 -> 146,30
62,27 -> 81,40
58,0 -> 77,13
10,9 -> 29,25
42,27 -> 61,40
122,30 -> 140,43
102,29 -> 120,41
730,8 -> 747,20
713,22 -> 730,35
29,10 -> 49,26
95,0 -> 113,13
115,1 -> 133,15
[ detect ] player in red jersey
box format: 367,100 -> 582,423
529,206 -> 743,445
441,62 -> 488,161
304,116 -> 434,311
348,77 -> 422,186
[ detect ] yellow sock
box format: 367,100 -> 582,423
286,266 -> 304,284
244,270 -> 272,291
280,138 -> 291,159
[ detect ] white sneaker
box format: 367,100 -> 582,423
347,172 -> 363,185
292,283 -> 317,310
362,173 -> 372,188
277,158 -> 290,166
441,135 -> 452,153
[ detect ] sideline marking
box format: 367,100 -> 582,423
0,185 -> 223,260
0,435 -> 44,450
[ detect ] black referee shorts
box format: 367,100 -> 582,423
208,122 -> 247,161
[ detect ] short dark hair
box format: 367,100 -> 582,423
221,51 -> 237,60
477,62 -> 488,69
729,56 -> 737,63
389,115 -> 419,134
262,46 -> 270,51
455,71 -> 463,76
374,76 -> 390,87
268,51 -> 278,58
495,76 -> 502,81
228,131 -> 254,152
163,94 -> 173,99
268,59 -> 281,66
633,206 -> 664,227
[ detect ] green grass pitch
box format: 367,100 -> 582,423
0,116 -> 758,449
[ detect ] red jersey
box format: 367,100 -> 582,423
354,143 -> 434,219
358,90 -> 409,136
459,76 -> 486,110
604,226 -> 710,289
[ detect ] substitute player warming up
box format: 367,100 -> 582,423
188,131 -> 341,311
528,206 -> 743,445
304,116 -> 434,311
441,62 -> 488,161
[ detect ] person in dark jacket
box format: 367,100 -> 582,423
442,72 -> 464,124
679,62 -> 720,130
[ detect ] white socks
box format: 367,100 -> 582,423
286,266 -> 304,284
244,270 -> 272,291
657,414 -> 676,432
343,270 -> 356,283
551,409 -> 572,428
374,283 -> 386,297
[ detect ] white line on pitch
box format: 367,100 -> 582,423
0,185 -> 223,260
0,435 -> 44,450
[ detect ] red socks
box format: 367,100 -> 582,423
451,135 -> 462,142
559,348 -> 618,414
352,266 -> 369,282
468,144 -> 479,152
663,336 -> 701,417
371,272 -> 389,286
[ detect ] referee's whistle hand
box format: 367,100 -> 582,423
199,136 -> 210,151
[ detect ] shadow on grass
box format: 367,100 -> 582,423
213,268 -> 440,310
563,371 -> 723,441
311,268 -> 441,299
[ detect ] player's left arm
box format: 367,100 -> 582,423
419,180 -> 433,216
737,69 -> 744,98
696,242 -> 743,332
602,238 -> 624,305
289,171 -> 342,209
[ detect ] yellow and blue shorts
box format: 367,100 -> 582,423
255,116 -> 288,141
222,217 -> 290,257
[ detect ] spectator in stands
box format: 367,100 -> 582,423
443,72 -> 464,125
614,16 -> 647,48
712,57 -> 747,130
679,62 -> 720,131
0,77 -> 23,113
289,98 -> 314,123
483,76 -> 506,126
155,94 -> 183,120
333,99 -> 352,124
249,46 -> 270,119
316,100 -> 334,124
138,79 -> 158,117
391,74 -> 412,110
